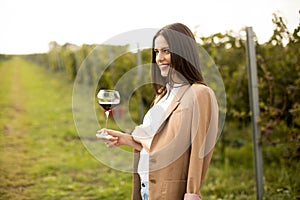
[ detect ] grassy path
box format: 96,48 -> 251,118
0,58 -> 132,200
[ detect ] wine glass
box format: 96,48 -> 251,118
96,89 -> 120,139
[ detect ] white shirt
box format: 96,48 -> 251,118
134,84 -> 181,183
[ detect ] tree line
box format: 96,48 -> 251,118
5,13 -> 299,160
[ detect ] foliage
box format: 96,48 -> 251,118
200,30 -> 250,124
198,13 -> 300,162
256,14 -> 300,145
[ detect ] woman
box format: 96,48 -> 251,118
97,23 -> 219,200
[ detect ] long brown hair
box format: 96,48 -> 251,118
151,23 -> 205,95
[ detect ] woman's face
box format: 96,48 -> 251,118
154,35 -> 171,77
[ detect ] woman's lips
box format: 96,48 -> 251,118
159,64 -> 169,70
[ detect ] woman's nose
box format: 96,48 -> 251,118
156,52 -> 164,62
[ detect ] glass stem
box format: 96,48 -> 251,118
105,110 -> 110,128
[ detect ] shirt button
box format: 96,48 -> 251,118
150,179 -> 156,184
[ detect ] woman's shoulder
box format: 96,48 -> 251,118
190,83 -> 213,94
184,84 -> 218,114
189,83 -> 217,101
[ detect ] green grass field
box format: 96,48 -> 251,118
0,58 -> 298,199
0,58 -> 132,199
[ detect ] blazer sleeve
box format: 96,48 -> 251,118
185,86 -> 219,197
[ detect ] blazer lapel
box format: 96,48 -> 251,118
155,84 -> 191,134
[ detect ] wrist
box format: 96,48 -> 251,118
127,135 -> 142,151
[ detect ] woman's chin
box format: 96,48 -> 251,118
160,71 -> 169,77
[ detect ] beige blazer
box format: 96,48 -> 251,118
132,84 -> 219,200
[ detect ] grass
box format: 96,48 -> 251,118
0,57 -> 132,200
0,57 -> 299,199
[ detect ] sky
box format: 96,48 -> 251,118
0,0 -> 299,54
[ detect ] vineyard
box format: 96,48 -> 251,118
0,13 -> 299,199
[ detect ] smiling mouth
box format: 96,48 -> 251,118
159,64 -> 169,69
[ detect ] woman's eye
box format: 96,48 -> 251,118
163,49 -> 170,53
154,48 -> 169,55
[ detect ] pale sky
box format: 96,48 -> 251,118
0,0 -> 299,54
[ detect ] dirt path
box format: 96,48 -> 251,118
0,58 -> 35,199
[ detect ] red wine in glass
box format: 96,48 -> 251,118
99,102 -> 119,112
96,90 -> 120,139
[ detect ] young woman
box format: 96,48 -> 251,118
97,23 -> 219,200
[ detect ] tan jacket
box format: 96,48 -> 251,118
132,84 -> 219,200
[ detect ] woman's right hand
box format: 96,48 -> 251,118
96,129 -> 142,151
96,128 -> 121,147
